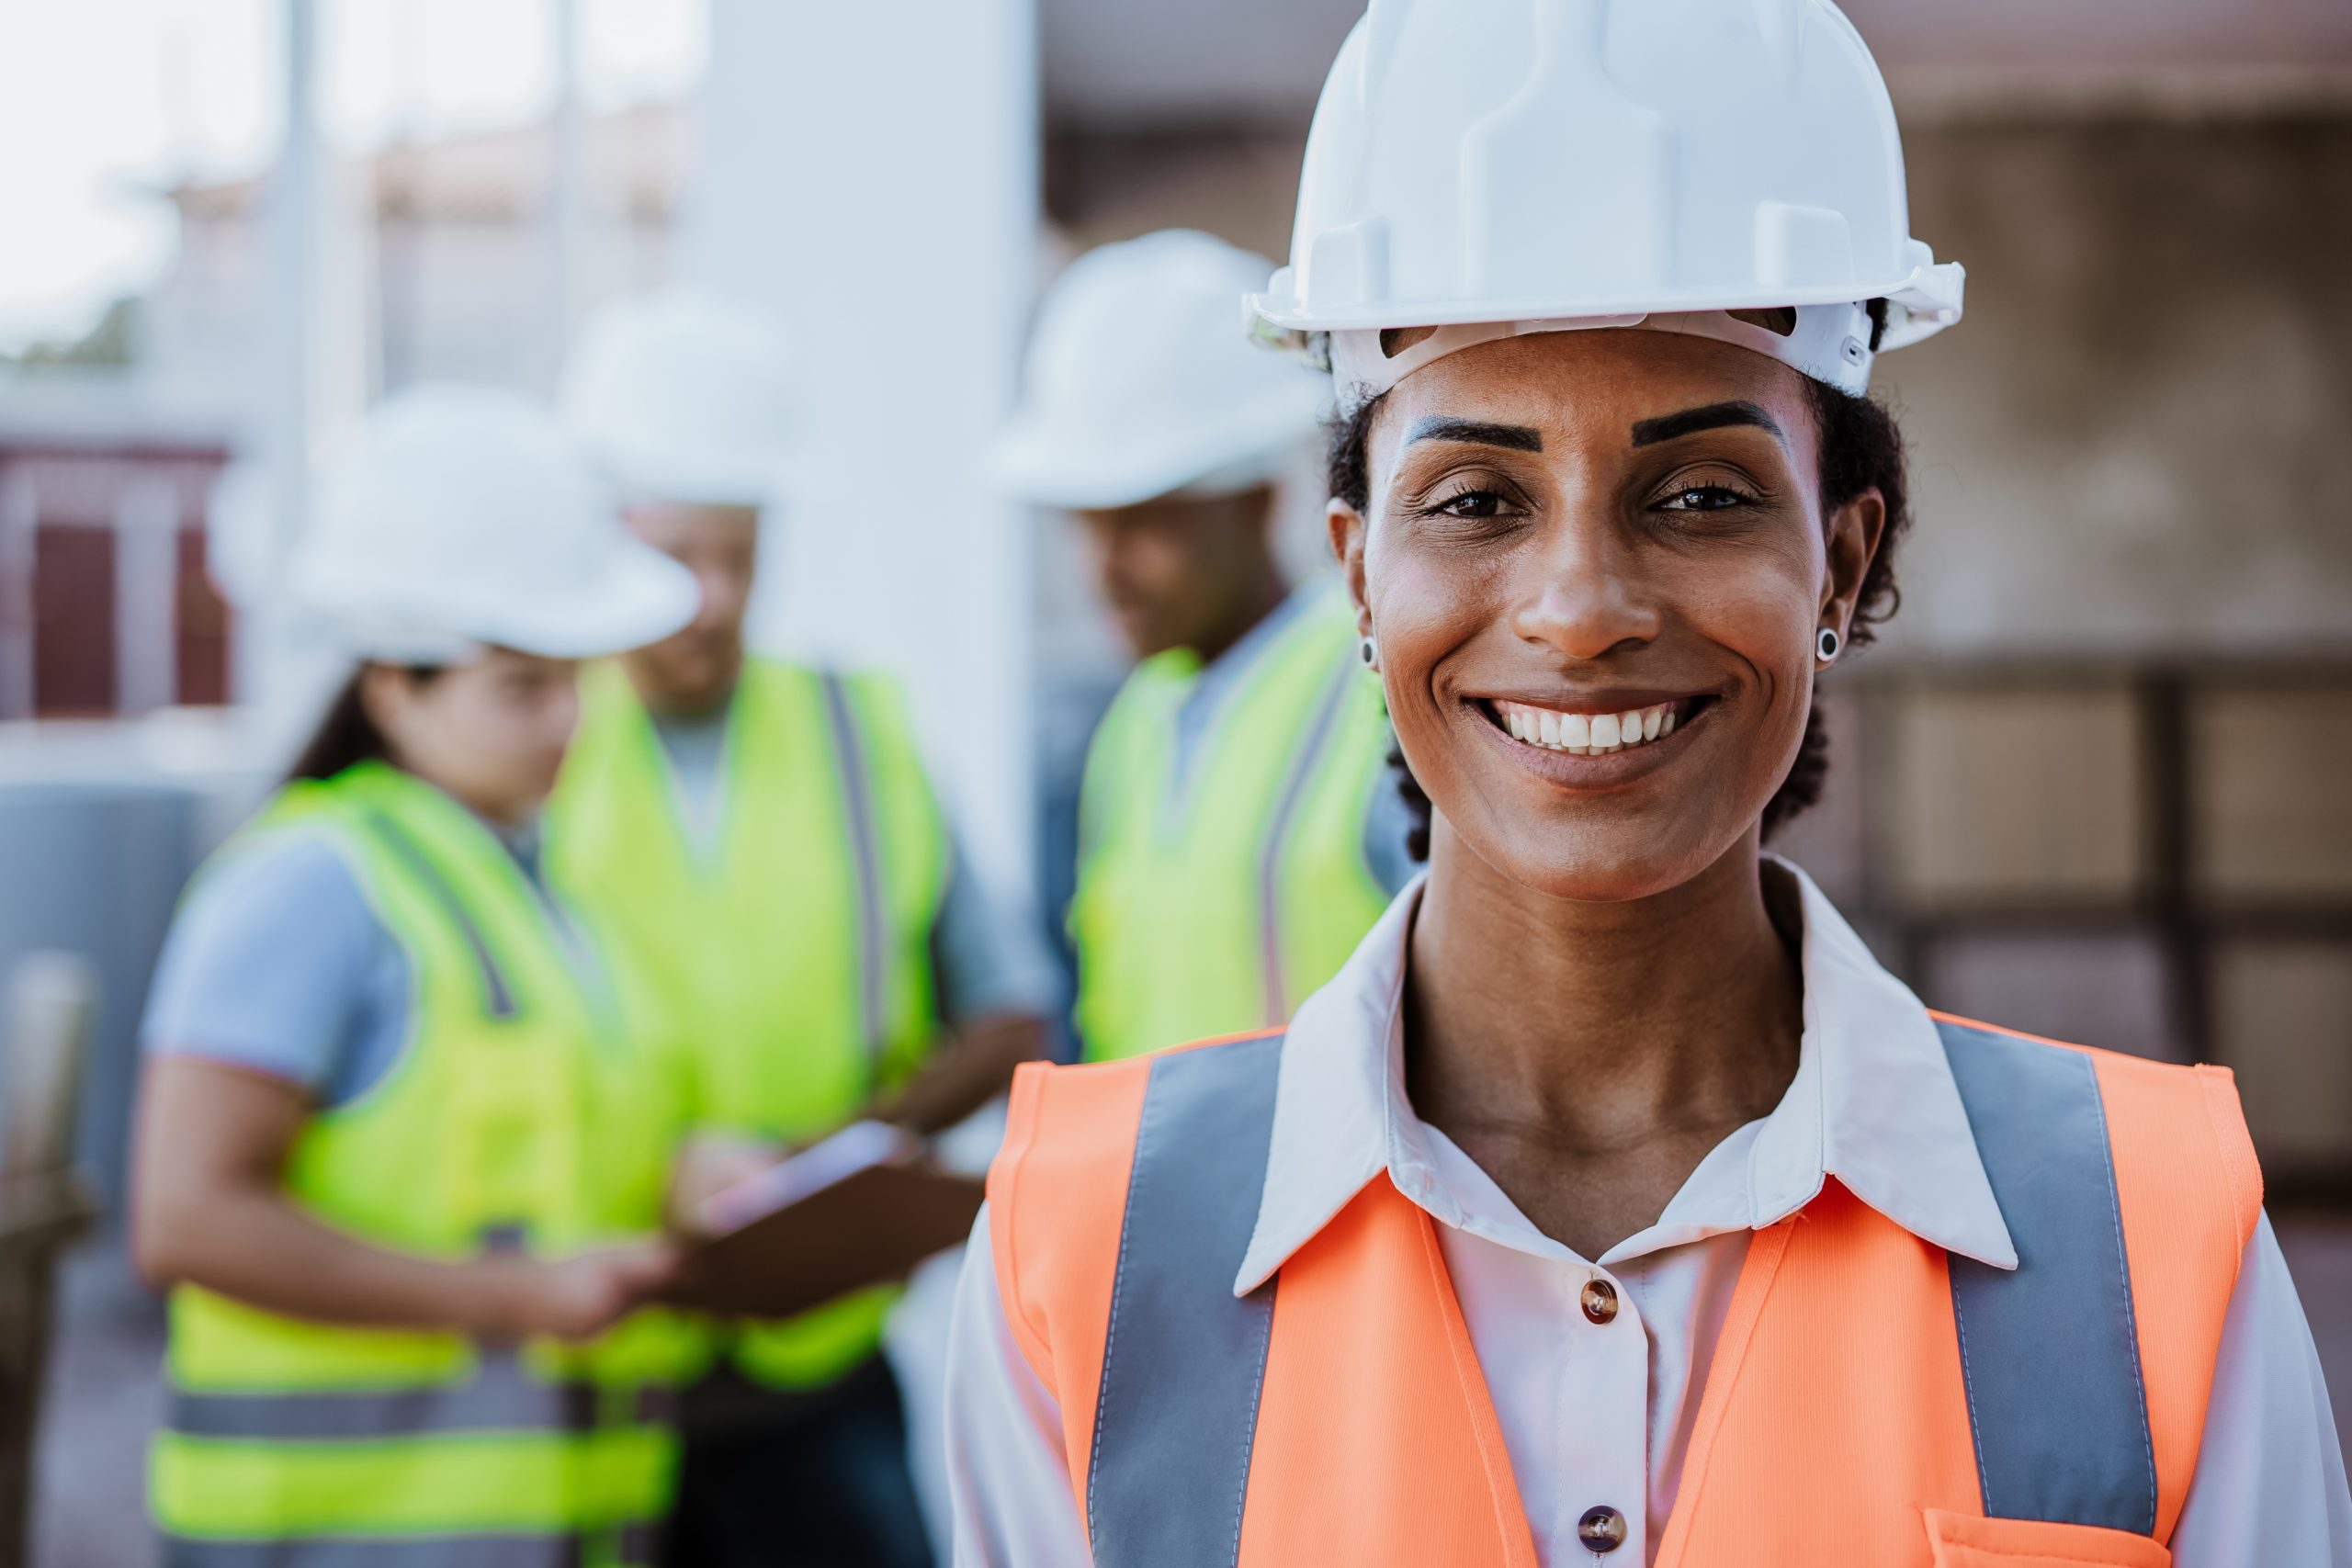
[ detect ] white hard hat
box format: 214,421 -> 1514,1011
990,230 -> 1331,512
1248,0 -> 1964,409
292,385 -> 700,663
559,288 -> 795,509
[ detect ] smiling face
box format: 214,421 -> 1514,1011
1331,329 -> 1883,904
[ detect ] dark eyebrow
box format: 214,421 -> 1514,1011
1405,416 -> 1544,452
1629,400 -> 1783,448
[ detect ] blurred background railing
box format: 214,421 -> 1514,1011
1,0 -> 2347,1561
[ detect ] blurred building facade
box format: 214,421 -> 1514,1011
145,103 -> 683,399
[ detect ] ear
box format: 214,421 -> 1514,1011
1328,497 -> 1372,637
1818,487 -> 1886,645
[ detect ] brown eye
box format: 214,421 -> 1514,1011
1657,484 -> 1750,513
1434,488 -> 1509,518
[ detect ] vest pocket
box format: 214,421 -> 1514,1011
1923,1507 -> 2170,1567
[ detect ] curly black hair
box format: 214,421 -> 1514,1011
1337,321 -> 1912,862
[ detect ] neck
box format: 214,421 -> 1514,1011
1188,567 -> 1288,667
1405,828 -> 1803,1157
622,653 -> 741,722
392,761 -> 536,835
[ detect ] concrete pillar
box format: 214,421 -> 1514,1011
682,0 -> 1042,896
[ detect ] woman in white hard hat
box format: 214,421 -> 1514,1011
944,5 -> 2352,1566
132,387 -> 707,1566
989,230 -> 1419,1066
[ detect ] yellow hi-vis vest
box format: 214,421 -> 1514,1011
151,761 -> 691,1567
1071,588 -> 1393,1063
547,658 -> 949,1390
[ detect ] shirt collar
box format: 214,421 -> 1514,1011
1233,856 -> 2017,1295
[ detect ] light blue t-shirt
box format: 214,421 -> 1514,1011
141,829 -> 421,1108
142,765 -> 1059,1109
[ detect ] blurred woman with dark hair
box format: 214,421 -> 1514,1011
943,4 -> 2351,1564
132,388 -> 706,1566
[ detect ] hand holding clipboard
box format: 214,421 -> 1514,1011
659,1121 -> 986,1318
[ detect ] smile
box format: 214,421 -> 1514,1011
1483,695 -> 1710,757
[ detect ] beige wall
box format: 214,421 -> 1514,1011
1878,113 -> 2352,658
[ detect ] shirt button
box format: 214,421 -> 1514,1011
1580,1277 -> 1619,1325
1577,1505 -> 1628,1552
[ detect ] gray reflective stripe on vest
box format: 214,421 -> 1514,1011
1939,1019 -> 2158,1535
165,1524 -> 657,1568
819,672 -> 889,1061
167,1538 -> 576,1568
357,809 -> 517,1021
169,1349 -> 673,1440
1253,651 -> 1363,1025
1089,1032 -> 1283,1568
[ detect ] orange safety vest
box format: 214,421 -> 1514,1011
984,1015 -> 2262,1568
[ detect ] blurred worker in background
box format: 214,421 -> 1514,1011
130,387 -> 704,1566
551,289 -> 1054,1568
989,229 -> 1417,1063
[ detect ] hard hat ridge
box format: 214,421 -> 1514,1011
1250,0 -> 1963,407
560,288 -> 797,510
989,230 -> 1331,511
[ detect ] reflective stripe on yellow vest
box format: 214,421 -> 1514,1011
988,1020 -> 2263,1567
1070,590 -> 1391,1062
152,762 -> 690,1564
548,658 -> 950,1389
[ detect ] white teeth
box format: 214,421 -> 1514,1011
1495,699 -> 1682,756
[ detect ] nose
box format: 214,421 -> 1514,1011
1506,513 -> 1663,660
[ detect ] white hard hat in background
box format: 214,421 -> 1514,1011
291,385 -> 700,663
559,288 -> 796,509
989,230 -> 1331,512
1249,0 -> 1963,408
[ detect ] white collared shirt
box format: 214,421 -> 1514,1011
944,861 -> 2352,1566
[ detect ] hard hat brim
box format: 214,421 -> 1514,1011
987,381 -> 1329,512
300,538 -> 701,663
1246,263 -> 1965,347
483,543 -> 702,659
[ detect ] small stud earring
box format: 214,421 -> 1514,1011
1816,626 -> 1842,663
1358,636 -> 1379,669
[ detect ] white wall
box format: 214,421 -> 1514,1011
684,0 -> 1043,892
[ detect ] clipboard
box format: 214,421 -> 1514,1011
659,1121 -> 987,1318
